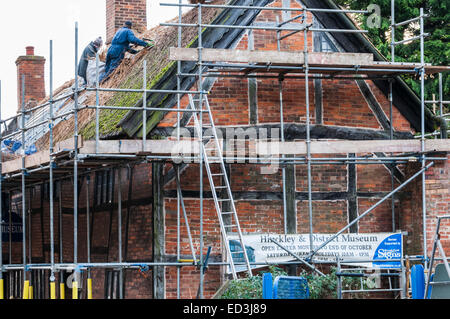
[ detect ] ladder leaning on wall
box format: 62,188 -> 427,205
188,94 -> 253,280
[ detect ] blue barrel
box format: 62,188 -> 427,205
262,273 -> 273,299
411,264 -> 425,299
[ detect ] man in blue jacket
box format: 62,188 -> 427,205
100,21 -> 153,82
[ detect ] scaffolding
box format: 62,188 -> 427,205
0,0 -> 448,299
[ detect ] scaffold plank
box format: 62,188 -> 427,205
1,137 -> 82,175
170,47 -> 374,65
2,138 -> 447,176
169,47 -> 449,75
79,139 -> 200,155
256,139 -> 450,155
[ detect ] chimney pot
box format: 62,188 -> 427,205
26,46 -> 35,56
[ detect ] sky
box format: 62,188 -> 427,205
0,0 -> 188,120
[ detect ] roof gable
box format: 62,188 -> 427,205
119,0 -> 440,137
301,0 -> 438,132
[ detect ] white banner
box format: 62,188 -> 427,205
228,232 -> 402,272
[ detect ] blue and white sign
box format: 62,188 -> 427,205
372,233 -> 402,268
228,232 -> 403,273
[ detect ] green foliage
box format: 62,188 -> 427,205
220,266 -> 287,299
335,0 -> 449,111
220,275 -> 263,299
299,267 -> 365,299
299,269 -> 337,299
219,266 -> 364,299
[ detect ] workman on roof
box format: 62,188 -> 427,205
78,37 -> 103,85
99,21 -> 154,82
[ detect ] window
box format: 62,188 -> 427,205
320,35 -> 336,52
319,33 -> 338,53
4,270 -> 23,299
104,269 -> 121,299
30,269 -> 49,299
94,169 -> 114,207
313,18 -> 339,53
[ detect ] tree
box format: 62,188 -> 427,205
335,0 -> 449,112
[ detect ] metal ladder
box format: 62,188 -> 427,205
424,215 -> 450,298
188,93 -> 253,279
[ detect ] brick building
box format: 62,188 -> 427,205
1,0 -> 448,299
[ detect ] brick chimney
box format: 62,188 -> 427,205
106,0 -> 147,44
15,46 -> 46,113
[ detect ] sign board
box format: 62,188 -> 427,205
228,233 -> 402,273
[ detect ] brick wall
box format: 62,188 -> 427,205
357,164 -> 398,193
397,161 -> 423,255
296,158 -> 347,192
399,156 -> 449,257
365,80 -> 414,132
208,78 -> 250,126
297,200 -> 348,233
424,155 -> 450,255
322,79 -> 381,129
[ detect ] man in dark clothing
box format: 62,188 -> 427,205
99,21 -> 153,82
78,37 -> 103,85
